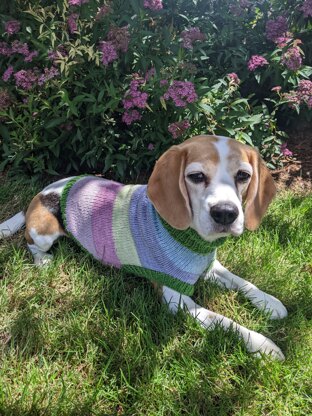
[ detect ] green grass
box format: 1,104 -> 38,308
0,175 -> 311,415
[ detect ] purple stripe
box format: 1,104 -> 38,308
66,177 -> 101,261
91,180 -> 123,267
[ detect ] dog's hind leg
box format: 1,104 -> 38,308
25,193 -> 65,266
162,286 -> 285,360
204,260 -> 288,320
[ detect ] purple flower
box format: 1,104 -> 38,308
281,47 -> 302,71
181,27 -> 205,49
227,72 -> 240,85
107,26 -> 130,53
96,5 -> 111,20
11,40 -> 29,56
38,67 -> 59,85
98,41 -> 118,65
163,81 -> 198,107
145,67 -> 156,81
300,0 -> 312,17
147,143 -> 155,150
0,42 -> 12,56
122,109 -> 142,125
280,143 -> 293,157
68,0 -> 89,5
247,55 -> 269,71
14,69 -> 38,90
144,0 -> 163,11
275,35 -> 293,48
281,92 -> 301,109
265,16 -> 288,42
2,66 -> 14,82
4,20 -> 21,35
297,80 -> 312,108
24,50 -> 39,63
48,45 -> 68,63
0,89 -> 12,110
67,13 -> 79,34
271,86 -> 282,92
168,120 -> 190,139
160,79 -> 168,87
122,77 -> 148,110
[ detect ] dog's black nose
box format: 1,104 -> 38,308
210,203 -> 239,225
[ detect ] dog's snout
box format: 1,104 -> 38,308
210,203 -> 239,225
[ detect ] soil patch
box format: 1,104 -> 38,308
273,128 -> 312,193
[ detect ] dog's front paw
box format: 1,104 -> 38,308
246,330 -> 285,361
247,288 -> 288,320
34,253 -> 53,267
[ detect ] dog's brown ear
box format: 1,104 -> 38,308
147,145 -> 192,229
244,148 -> 276,231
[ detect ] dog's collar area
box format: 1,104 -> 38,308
159,217 -> 226,254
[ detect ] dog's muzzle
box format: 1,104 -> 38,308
210,203 -> 239,226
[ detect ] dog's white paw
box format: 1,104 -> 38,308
34,253 -> 53,267
246,330 -> 285,361
247,288 -> 288,320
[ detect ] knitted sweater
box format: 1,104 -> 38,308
60,176 -> 225,295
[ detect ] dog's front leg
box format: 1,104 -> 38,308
162,286 -> 285,360
204,260 -> 288,320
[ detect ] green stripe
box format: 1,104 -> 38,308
160,217 -> 225,254
122,265 -> 194,296
112,185 -> 142,266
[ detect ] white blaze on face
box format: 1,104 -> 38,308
185,136 -> 253,241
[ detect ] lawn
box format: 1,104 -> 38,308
0,175 -> 311,416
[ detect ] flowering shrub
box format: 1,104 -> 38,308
0,0 -> 311,179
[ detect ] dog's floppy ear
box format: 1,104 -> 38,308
244,148 -> 276,231
147,145 -> 192,229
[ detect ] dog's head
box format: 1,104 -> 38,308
147,135 -> 276,241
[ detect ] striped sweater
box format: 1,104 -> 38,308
60,176 -> 225,295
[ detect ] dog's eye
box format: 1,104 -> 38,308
187,172 -> 207,184
236,170 -> 251,183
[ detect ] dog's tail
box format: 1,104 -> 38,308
0,211 -> 26,239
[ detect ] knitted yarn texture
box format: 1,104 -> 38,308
61,176 -> 225,295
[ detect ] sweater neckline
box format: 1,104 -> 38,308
159,217 -> 226,254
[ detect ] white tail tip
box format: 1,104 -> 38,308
0,211 -> 25,239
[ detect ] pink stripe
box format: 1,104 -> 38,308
92,180 -> 123,267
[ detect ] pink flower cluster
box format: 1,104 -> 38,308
247,55 -> 269,71
265,16 -> 288,42
68,0 -> 89,5
144,0 -> 163,11
0,89 -> 12,110
14,69 -> 39,90
99,26 -> 130,66
4,20 -> 21,35
229,0 -> 251,17
281,47 -> 302,71
2,66 -> 59,90
122,75 -> 149,125
162,81 -> 198,107
297,80 -> 312,108
181,27 -> 205,49
96,5 -> 111,20
2,66 -> 14,82
0,41 -> 38,62
99,41 -> 118,65
67,13 -> 79,34
227,72 -> 240,85
280,143 -> 293,157
300,0 -> 312,17
168,120 -> 190,139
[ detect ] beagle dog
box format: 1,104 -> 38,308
0,135 -> 287,360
